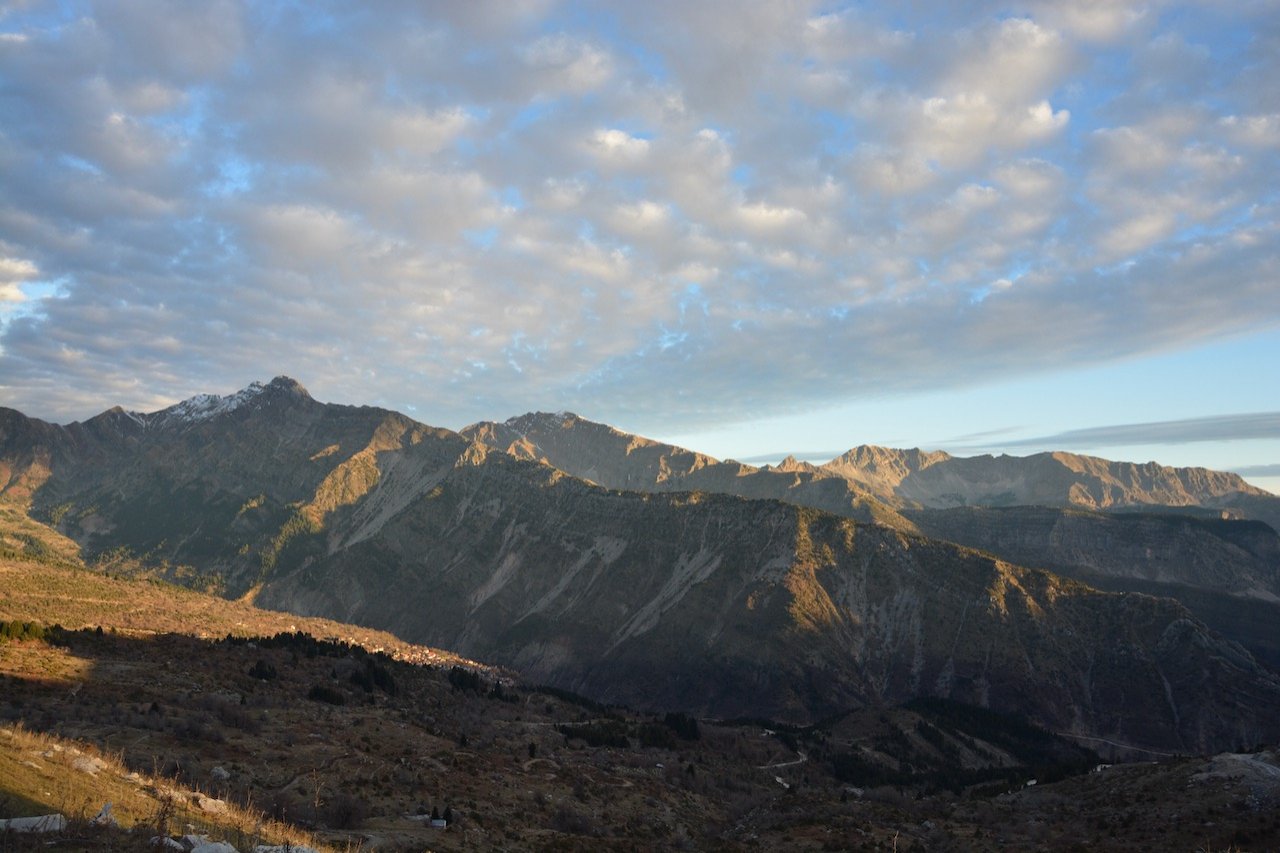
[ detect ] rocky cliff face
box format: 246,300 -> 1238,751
4,380 -> 1280,753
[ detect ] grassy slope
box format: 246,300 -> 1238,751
0,557 -> 478,670
0,724 -> 325,851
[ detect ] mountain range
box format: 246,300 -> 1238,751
2,376 -> 1279,754
466,410 -> 1280,666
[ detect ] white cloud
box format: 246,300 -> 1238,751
0,257 -> 37,302
385,107 -> 474,159
520,34 -> 614,94
1100,210 -> 1177,256
607,200 -> 671,238
992,158 -> 1065,199
588,128 -> 651,165
946,18 -> 1071,105
1220,114 -> 1280,148
1030,0 -> 1152,42
904,93 -> 1069,167
850,148 -> 937,195
735,201 -> 807,235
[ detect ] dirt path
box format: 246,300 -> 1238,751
1054,733 -> 1179,758
758,751 -> 807,770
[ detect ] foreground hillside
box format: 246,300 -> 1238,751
4,559 -> 1280,851
2,378 -> 1279,755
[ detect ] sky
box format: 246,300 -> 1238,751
0,1 -> 1277,493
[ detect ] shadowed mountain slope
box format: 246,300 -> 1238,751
465,412 -> 1280,667
259,452 -> 1280,752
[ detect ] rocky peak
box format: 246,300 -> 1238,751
263,375 -> 311,397
503,410 -> 583,431
820,445 -> 951,488
134,376 -> 313,431
771,455 -> 820,474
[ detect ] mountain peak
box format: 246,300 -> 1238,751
264,375 -> 310,397
137,377 -> 311,429
506,410 -> 582,427
772,455 -> 813,473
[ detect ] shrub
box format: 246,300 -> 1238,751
323,792 -> 368,829
448,666 -> 484,692
663,711 -> 701,741
0,620 -> 46,643
350,658 -> 397,695
307,684 -> 346,705
557,720 -> 629,749
247,659 -> 278,680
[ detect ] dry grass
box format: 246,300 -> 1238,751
0,723 -> 330,851
0,558 -> 482,671
0,503 -> 83,567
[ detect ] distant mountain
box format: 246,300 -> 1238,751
463,412 -> 1278,527
464,411 -> 1280,671
821,445 -> 1276,523
462,412 -> 910,528
3,380 -> 1280,752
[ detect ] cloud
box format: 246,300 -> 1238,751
0,1 -> 1277,438
0,256 -> 37,302
1029,0 -> 1151,43
737,451 -> 844,465
968,412 -> 1280,452
520,34 -> 614,94
588,128 -> 651,165
1233,463 -> 1280,478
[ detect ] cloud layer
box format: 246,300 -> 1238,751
953,412 -> 1280,453
1,1 -> 1278,430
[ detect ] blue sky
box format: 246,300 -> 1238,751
0,1 -> 1277,492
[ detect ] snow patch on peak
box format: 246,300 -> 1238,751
147,381 -> 271,428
